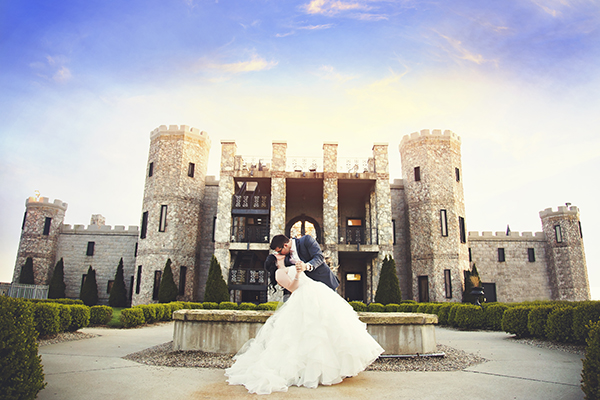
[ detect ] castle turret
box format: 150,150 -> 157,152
13,197 -> 68,285
132,125 -> 211,305
399,129 -> 469,302
540,205 -> 590,301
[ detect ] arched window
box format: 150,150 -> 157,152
285,215 -> 321,243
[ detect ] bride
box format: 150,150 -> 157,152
225,252 -> 384,394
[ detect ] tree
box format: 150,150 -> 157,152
374,256 -> 402,305
80,266 -> 98,306
19,257 -> 34,284
204,255 -> 229,303
158,259 -> 178,303
48,258 -> 66,299
462,263 -> 482,304
109,258 -> 128,307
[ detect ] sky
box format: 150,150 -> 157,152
1,0 -> 599,297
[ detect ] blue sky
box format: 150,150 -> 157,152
1,0 -> 599,297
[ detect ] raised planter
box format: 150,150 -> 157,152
173,310 -> 438,356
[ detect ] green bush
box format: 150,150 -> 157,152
454,304 -> 485,330
367,303 -> 385,312
238,302 -> 257,310
33,302 -> 60,337
430,304 -> 443,315
448,304 -> 462,327
158,259 -> 179,304
120,308 -> 145,328
501,306 -> 533,338
68,305 -> 90,332
573,302 -> 600,344
170,302 -> 185,314
416,304 -> 428,313
136,305 -> 158,323
0,297 -> 46,399
484,303 -> 508,331
58,305 -> 72,332
202,302 -> 219,310
160,304 -> 172,321
527,305 -> 554,338
109,258 -> 128,307
582,321 -> 600,399
256,302 -> 278,311
384,303 -> 400,312
29,298 -> 83,305
437,303 -> 454,325
204,255 -> 230,303
219,301 -> 238,310
349,301 -> 367,312
48,258 -> 66,299
80,266 -> 98,306
19,257 -> 35,284
374,255 -> 402,304
90,306 -> 113,325
546,307 -> 574,343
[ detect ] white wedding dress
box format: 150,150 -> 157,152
225,266 -> 384,394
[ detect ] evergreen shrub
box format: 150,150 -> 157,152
108,258 -> 128,308
384,303 -> 400,312
219,301 -> 238,310
573,302 -> 600,344
136,305 -> 158,323
90,306 -> 113,325
68,305 -> 90,331
546,307 -> 575,343
367,303 -> 385,312
256,302 -> 278,311
527,305 -> 554,338
202,302 -> 219,310
582,321 -> 600,399
501,306 -> 533,338
238,302 -> 257,310
454,304 -> 485,330
448,304 -> 462,327
58,305 -> 72,332
33,302 -> 60,337
19,257 -> 35,284
416,304 -> 428,313
48,258 -> 66,299
79,266 -> 98,306
0,297 -> 46,400
374,256 -> 402,304
204,255 -> 230,303
437,303 -> 454,325
29,298 -> 83,305
120,308 -> 145,328
349,301 -> 367,312
430,304 -> 443,315
484,303 -> 509,331
158,259 -> 179,304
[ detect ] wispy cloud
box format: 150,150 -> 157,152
303,0 -> 369,16
435,32 -> 497,66
275,23 -> 333,38
29,55 -> 72,83
314,65 -> 358,83
200,54 -> 278,74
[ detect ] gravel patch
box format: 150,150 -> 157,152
38,331 -> 97,346
123,342 -> 487,372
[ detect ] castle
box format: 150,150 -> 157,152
11,125 -> 591,305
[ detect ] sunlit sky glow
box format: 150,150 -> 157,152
1,0 -> 599,297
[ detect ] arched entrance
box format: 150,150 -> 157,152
285,215 -> 321,243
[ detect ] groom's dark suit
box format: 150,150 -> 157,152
284,235 -> 339,291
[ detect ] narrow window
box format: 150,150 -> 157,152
86,242 -> 95,256
414,166 -> 421,182
188,162 -> 195,178
459,217 -> 466,243
212,216 -> 217,242
579,221 -> 583,239
136,266 -> 142,294
455,167 -> 460,182
134,242 -> 138,257
528,248 -> 536,262
107,280 -> 114,294
179,266 -> 187,296
440,210 -> 448,237
159,205 -> 168,232
444,269 -> 452,298
152,270 -> 162,300
43,217 -> 52,235
140,212 -> 148,239
498,248 -> 505,262
469,248 -> 472,262
22,211 -> 27,230
555,225 -> 563,243
148,162 -> 154,177
81,274 -> 87,293
392,219 -> 396,245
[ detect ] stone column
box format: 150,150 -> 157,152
322,142 -> 339,273
214,140 -> 236,281
270,141 -> 287,238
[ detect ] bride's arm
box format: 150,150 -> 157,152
275,269 -> 302,292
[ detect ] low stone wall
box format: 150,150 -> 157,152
172,310 -> 438,356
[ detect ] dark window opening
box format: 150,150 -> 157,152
440,210 -> 448,237
188,162 -> 195,178
107,280 -> 114,294
43,217 -> 52,235
498,248 -> 505,262
134,242 -> 138,257
86,242 -> 95,256
392,219 -> 396,245
153,270 -> 162,300
528,248 -> 536,262
159,205 -> 167,232
212,216 -> 217,242
140,212 -> 148,239
414,166 -> 421,182
444,269 -> 452,298
459,217 -> 466,243
579,221 -> 583,239
179,266 -> 187,296
555,225 -> 563,243
80,274 -> 87,293
136,266 -> 142,294
148,162 -> 154,177
22,211 -> 27,230
469,248 -> 472,262
455,167 -> 460,182
418,276 -> 429,302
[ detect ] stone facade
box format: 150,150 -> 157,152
11,126 -> 590,305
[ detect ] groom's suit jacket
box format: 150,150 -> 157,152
284,235 -> 340,291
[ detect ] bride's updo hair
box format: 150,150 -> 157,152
264,254 -> 278,292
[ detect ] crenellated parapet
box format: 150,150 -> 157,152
150,124 -> 211,146
61,224 -> 139,234
400,129 -> 460,149
26,197 -> 68,211
468,231 -> 546,241
539,205 -> 580,218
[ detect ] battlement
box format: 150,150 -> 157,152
539,205 -> 580,218
390,179 -> 405,189
150,125 -> 210,143
468,231 -> 546,241
205,175 -> 219,185
61,224 -> 139,235
400,129 -> 461,148
26,197 -> 68,210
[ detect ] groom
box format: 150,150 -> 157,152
270,234 -> 339,292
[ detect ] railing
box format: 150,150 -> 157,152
229,269 -> 267,286
231,225 -> 270,243
232,194 -> 270,211
287,157 -> 322,172
338,227 -> 378,245
338,157 -> 373,173
0,283 -> 49,299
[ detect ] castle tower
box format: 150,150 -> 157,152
399,129 -> 469,302
132,125 -> 211,305
13,197 -> 68,285
539,205 -> 590,301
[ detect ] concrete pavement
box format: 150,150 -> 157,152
37,323 -> 585,399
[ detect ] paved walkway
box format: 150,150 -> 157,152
38,323 -> 585,399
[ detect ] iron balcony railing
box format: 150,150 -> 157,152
231,225 -> 270,243
229,269 -> 267,286
232,194 -> 270,212
338,227 -> 378,245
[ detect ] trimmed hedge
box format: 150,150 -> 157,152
33,302 -> 60,337
582,321 -> 600,399
68,305 -> 90,332
546,307 -> 575,343
90,306 -> 113,325
384,303 -> 400,312
202,302 -> 219,310
58,305 -> 72,332
120,308 -> 145,328
501,306 -> 533,338
0,297 -> 46,400
484,304 -> 508,331
238,302 -> 257,310
437,303 -> 454,325
256,302 -> 278,311
349,301 -> 367,312
527,305 -> 554,338
219,301 -> 238,310
573,302 -> 600,344
367,303 -> 385,312
454,304 -> 485,330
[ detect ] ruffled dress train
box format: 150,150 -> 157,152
225,267 -> 384,394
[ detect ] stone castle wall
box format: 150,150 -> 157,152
196,177 -> 219,301
390,180 -> 412,300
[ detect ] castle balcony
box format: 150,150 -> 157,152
231,224 -> 270,244
338,227 -> 378,246
231,194 -> 270,215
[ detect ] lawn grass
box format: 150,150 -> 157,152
107,307 -> 125,328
